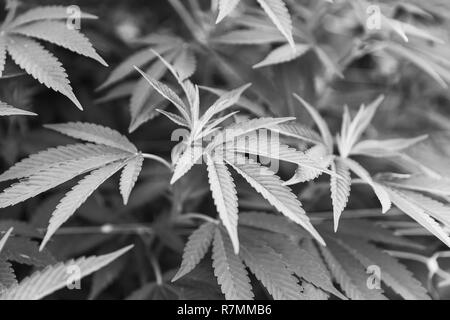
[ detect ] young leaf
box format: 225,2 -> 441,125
134,66 -> 191,124
173,48 -> 196,81
196,83 -> 251,135
340,96 -> 385,156
157,109 -> 190,127
129,52 -> 177,128
285,144 -> 333,185
293,94 -> 333,151
199,86 -> 266,117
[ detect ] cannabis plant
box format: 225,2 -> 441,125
0,0 -> 450,301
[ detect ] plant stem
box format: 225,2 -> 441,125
177,212 -> 219,224
188,0 -> 202,21
141,153 -> 172,169
167,0 -> 203,43
50,223 -> 154,236
386,250 -> 429,264
148,252 -> 163,286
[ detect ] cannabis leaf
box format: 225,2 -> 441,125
0,101 -> 36,116
253,43 -> 310,68
0,259 -> 17,291
44,122 -> 138,153
98,34 -> 195,131
0,228 -> 13,254
313,219 -> 432,300
227,154 -> 325,246
40,160 -> 130,250
0,3 -> 106,109
239,232 -> 305,300
173,210 -> 429,300
280,93 -> 450,246
172,222 -> 216,282
330,158 -> 351,231
335,235 -> 430,300
212,227 -> 254,300
0,122 -> 168,249
0,245 -> 133,300
249,228 -> 346,299
119,154 -> 144,205
216,0 -> 295,48
206,155 -> 239,252
216,0 -> 241,23
11,21 -> 107,66
320,238 -> 388,300
134,55 -> 332,251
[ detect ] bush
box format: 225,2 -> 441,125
0,0 -> 449,300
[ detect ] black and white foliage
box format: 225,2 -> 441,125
0,0 -> 106,109
0,0 -> 449,301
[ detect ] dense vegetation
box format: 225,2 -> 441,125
0,0 -> 450,300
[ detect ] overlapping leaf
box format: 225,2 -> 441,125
0,246 -> 132,300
